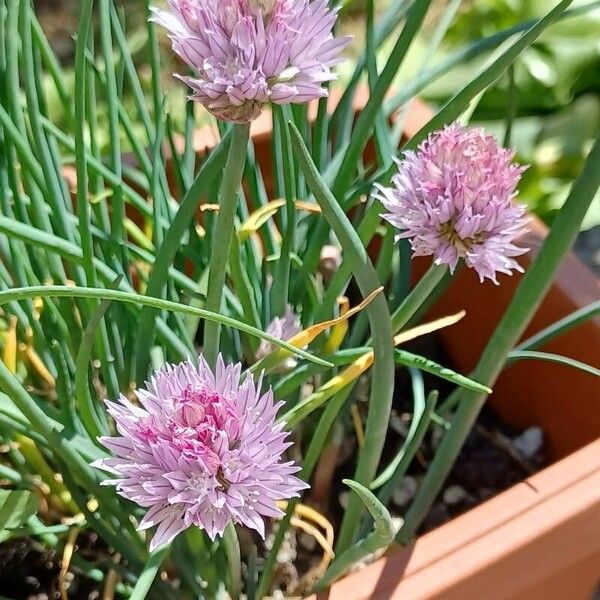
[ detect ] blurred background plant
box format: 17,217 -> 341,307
425,0 -> 600,231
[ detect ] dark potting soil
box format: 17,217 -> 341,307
0,531 -> 115,600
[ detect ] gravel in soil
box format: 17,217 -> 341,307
0,532 -> 113,600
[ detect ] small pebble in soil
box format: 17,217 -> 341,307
298,532 -> 317,552
265,528 -> 297,565
339,490 -> 350,510
512,426 -> 544,459
390,411 -> 410,436
319,244 -> 342,282
392,476 -> 418,508
443,484 -> 469,506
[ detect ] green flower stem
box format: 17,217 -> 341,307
271,106 -> 297,317
129,546 -> 171,600
203,124 -> 250,368
398,132 -> 600,544
223,522 -> 242,600
390,264 -> 447,333
289,123 -> 395,555
135,130 -> 232,382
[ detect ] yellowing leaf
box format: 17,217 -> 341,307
125,218 -> 155,252
238,199 -> 321,242
239,200 -> 285,242
393,310 -> 466,346
199,203 -> 220,212
276,501 -> 335,583
19,342 -> 55,387
280,310 -> 467,427
3,316 -> 17,374
323,297 -> 350,355
286,287 -> 383,351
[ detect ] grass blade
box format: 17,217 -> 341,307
514,301 -> 600,351
507,350 -> 600,378
0,286 -> 333,367
394,349 -> 492,393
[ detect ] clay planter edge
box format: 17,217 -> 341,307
159,91 -> 600,598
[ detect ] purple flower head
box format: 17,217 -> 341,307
92,355 -> 307,550
151,0 -> 350,123
376,123 -> 529,284
256,305 -> 302,361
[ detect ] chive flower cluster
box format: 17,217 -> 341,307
377,123 -> 528,283
93,3 -> 533,553
93,356 -> 307,549
151,0 -> 350,123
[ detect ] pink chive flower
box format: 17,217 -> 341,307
256,305 -> 302,361
150,0 -> 350,123
376,123 -> 529,284
92,356 -> 307,550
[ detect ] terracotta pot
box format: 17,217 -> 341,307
165,93 -> 600,598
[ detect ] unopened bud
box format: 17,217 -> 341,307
319,245 -> 342,282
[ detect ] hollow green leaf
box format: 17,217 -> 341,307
75,277 -> 123,440
289,121 -> 395,552
507,350 -> 600,378
316,479 -> 397,590
0,286 -> 332,367
394,349 -> 492,394
514,301 -> 600,351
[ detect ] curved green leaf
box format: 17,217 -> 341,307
289,121 -> 395,553
394,349 -> 492,394
74,277 -> 123,439
507,350 -> 600,378
514,301 -> 600,351
0,286 -> 332,367
316,479 -> 397,590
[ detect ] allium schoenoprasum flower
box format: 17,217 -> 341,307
150,0 -> 350,123
376,123 -> 529,284
92,356 -> 308,550
256,305 -> 302,361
